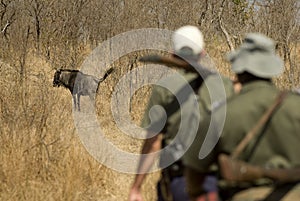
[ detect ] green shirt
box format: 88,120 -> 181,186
142,69 -> 235,167
141,69 -> 199,144
184,81 -> 300,173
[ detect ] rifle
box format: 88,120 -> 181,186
218,91 -> 300,184
139,54 -> 215,79
219,154 -> 300,183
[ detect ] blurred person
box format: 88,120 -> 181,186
183,33 -> 300,201
128,25 -> 236,201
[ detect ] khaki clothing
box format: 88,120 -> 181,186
141,70 -> 234,149
141,69 -> 198,143
198,74 -> 235,121
183,80 -> 300,200
142,68 -> 236,201
141,69 -> 200,201
184,81 -> 300,171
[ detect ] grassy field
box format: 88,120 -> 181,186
0,52 -> 160,201
0,44 -> 299,201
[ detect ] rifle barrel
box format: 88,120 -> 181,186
262,168 -> 300,183
139,54 -> 215,78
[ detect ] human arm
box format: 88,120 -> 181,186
129,75 -> 173,200
128,132 -> 163,201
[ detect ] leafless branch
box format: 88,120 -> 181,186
218,0 -> 235,51
1,20 -> 9,33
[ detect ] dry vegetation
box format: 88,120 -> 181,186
0,0 -> 299,201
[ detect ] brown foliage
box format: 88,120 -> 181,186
0,0 -> 299,200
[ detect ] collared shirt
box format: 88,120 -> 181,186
184,81 -> 300,173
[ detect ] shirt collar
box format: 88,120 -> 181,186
240,81 -> 276,94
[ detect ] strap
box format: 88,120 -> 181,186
161,63 -> 212,131
231,91 -> 288,159
159,75 -> 203,133
261,182 -> 298,201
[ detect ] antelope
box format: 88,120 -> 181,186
53,67 -> 113,111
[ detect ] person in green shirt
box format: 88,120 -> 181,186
183,33 -> 300,201
128,25 -> 236,201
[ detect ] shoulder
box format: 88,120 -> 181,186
157,70 -> 198,88
226,81 -> 278,105
292,88 -> 300,95
153,70 -> 198,95
148,71 -> 197,104
200,74 -> 234,97
199,74 -> 234,112
213,82 -> 278,129
281,91 -> 300,111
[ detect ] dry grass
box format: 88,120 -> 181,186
0,52 -> 160,201
0,43 -> 299,201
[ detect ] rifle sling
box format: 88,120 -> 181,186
219,91 -> 291,201
260,182 -> 298,201
159,75 -> 203,134
231,91 -> 288,160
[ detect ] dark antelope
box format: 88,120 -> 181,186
53,67 -> 114,111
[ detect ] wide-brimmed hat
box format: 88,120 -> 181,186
172,25 -> 204,56
227,33 -> 283,78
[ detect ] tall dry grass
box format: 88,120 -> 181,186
0,43 -> 299,201
0,51 -> 160,201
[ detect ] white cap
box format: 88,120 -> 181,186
172,25 -> 204,55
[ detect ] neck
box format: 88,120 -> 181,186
237,72 -> 271,85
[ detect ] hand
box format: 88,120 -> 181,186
128,187 -> 143,201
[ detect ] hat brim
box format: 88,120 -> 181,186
227,50 -> 284,78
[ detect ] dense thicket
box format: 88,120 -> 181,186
0,0 -> 299,80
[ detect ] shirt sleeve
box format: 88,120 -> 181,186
140,85 -> 170,133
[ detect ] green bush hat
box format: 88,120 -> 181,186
227,33 -> 284,78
